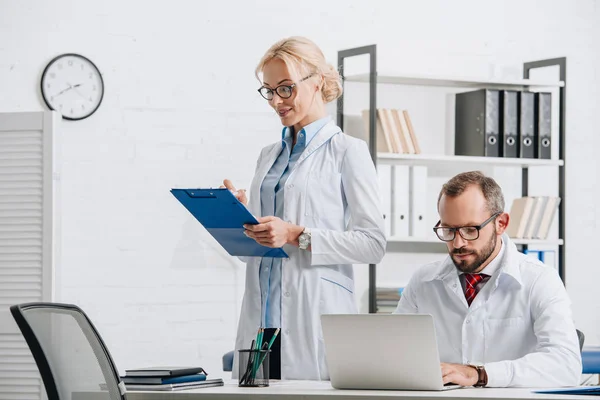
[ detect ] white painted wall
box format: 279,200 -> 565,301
0,0 -> 598,377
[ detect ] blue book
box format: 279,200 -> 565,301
121,373 -> 207,385
533,386 -> 600,395
171,188 -> 288,258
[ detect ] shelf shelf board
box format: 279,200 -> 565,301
387,236 -> 563,246
377,153 -> 564,168
343,73 -> 564,88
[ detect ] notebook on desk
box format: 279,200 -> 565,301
321,314 -> 461,391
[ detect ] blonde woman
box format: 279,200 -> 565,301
225,36 -> 385,380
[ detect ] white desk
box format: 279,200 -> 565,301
124,380 -> 596,400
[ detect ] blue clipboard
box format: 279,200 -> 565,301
170,188 -> 288,258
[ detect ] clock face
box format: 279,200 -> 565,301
40,53 -> 104,121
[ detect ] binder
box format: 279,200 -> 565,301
500,90 -> 518,158
455,89 -> 500,157
171,188 -> 288,258
392,165 -> 409,237
535,92 -> 552,159
408,166 -> 428,237
377,164 -> 392,238
518,91 -> 536,158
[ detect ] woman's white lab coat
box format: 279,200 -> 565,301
233,121 -> 386,380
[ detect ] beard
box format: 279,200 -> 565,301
451,229 -> 497,273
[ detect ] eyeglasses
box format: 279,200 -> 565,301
433,212 -> 501,242
257,74 -> 314,100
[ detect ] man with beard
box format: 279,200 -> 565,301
394,171 -> 581,388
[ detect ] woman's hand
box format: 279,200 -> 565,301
221,179 -> 248,206
244,216 -> 304,248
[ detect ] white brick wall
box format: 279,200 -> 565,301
0,0 -> 598,376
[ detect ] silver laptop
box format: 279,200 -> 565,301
321,314 -> 461,391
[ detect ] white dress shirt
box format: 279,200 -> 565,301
395,234 -> 582,387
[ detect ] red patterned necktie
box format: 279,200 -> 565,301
464,273 -> 486,306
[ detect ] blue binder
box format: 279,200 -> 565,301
170,188 -> 288,258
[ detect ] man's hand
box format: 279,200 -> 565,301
440,363 -> 479,387
244,216 -> 303,248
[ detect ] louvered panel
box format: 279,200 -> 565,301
0,231 -> 42,240
0,248 -> 43,255
0,264 -> 41,271
0,167 -> 42,175
0,217 -> 43,225
0,188 -> 43,196
0,181 -> 44,189
0,208 -> 42,217
0,131 -> 43,140
0,112 -> 56,400
0,281 -> 42,290
0,240 -> 42,248
0,275 -> 41,283
0,159 -> 42,169
0,225 -> 42,233
0,347 -> 33,357
0,255 -> 42,262
0,201 -> 42,209
0,336 -> 40,400
0,290 -> 41,298
0,175 -> 43,183
0,393 -> 40,400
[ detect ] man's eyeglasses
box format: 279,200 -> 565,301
433,212 -> 501,242
257,74 -> 314,100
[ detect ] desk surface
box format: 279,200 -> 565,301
124,380 -> 597,400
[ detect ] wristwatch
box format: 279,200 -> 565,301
469,364 -> 488,387
298,228 -> 311,250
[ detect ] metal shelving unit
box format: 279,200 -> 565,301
337,44 -> 566,313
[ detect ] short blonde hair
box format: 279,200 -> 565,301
255,36 -> 343,104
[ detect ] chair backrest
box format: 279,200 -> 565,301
577,329 -> 585,352
10,303 -> 126,400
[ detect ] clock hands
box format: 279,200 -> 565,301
53,83 -> 84,98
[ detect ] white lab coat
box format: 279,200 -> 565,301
233,121 -> 386,380
395,235 -> 582,387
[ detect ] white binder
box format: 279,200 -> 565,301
392,165 -> 410,237
377,164 -> 392,238
409,166 -> 428,237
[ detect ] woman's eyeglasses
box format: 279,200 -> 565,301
433,212 -> 501,242
257,74 -> 313,100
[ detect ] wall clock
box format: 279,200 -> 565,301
40,53 -> 104,121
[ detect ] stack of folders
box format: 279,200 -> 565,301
505,196 -> 561,240
361,109 -> 422,154
121,366 -> 224,391
376,287 -> 404,314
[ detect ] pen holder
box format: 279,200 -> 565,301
238,349 -> 271,387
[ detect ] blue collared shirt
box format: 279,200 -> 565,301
259,116 -> 331,328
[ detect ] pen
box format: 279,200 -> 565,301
256,328 -> 280,370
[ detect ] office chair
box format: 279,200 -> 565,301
222,350 -> 234,372
577,329 -> 585,352
10,303 -> 127,400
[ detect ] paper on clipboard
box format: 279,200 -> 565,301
170,188 -> 288,258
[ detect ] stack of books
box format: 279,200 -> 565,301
121,366 -> 223,391
376,287 -> 404,313
361,109 -> 422,154
505,196 -> 561,240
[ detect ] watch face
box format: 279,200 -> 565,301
40,53 -> 104,121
